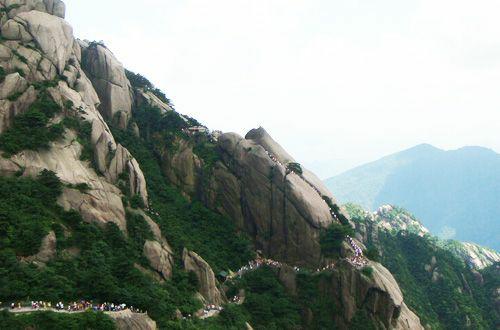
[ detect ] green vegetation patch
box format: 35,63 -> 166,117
287,162 -> 303,175
320,223 -> 354,258
0,170 -> 62,256
228,266 -> 301,330
126,69 -> 172,105
111,125 -> 254,273
0,91 -> 63,156
0,310 -> 115,330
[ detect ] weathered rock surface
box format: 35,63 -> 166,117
5,10 -> 73,73
2,130 -> 127,230
0,0 -> 65,19
23,230 -> 56,265
161,138 -> 201,197
280,260 -> 423,330
442,241 -> 500,270
0,72 -> 27,99
352,205 -> 500,270
161,127 -> 351,267
81,41 -> 133,127
143,240 -> 174,280
182,249 -> 224,305
212,130 -> 336,266
106,310 -> 157,330
134,89 -> 173,113
0,3 -> 148,230
375,205 -> 429,237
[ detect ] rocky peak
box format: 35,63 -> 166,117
0,0 -> 65,19
375,204 -> 429,237
81,41 -> 133,128
182,248 -> 225,306
0,0 -> 148,232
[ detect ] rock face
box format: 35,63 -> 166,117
81,41 -> 133,127
143,240 -> 174,280
352,205 -> 500,270
280,260 -> 423,330
162,128 -> 348,267
182,249 -> 224,305
0,0 -> 65,19
442,241 -> 500,270
4,10 -> 73,73
134,88 -> 173,113
0,2 -> 148,230
23,231 -> 56,265
106,310 -> 157,330
127,209 -> 174,280
375,205 -> 429,237
0,3 -> 426,329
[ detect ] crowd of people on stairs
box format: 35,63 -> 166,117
4,300 -> 144,314
263,148 -> 343,225
346,235 -> 368,268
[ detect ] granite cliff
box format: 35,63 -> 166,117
0,1 -> 445,329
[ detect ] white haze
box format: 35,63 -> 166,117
66,0 -> 500,178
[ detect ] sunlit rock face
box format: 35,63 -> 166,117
0,1 -> 148,231
80,41 -> 133,128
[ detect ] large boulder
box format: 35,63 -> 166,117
106,310 -> 157,330
23,230 -> 56,265
279,260 -> 423,329
0,72 -> 28,99
0,0 -> 65,18
211,131 -> 335,266
161,127 -> 349,267
143,240 -> 174,280
182,249 -> 225,305
81,42 -> 133,127
134,89 -> 173,113
3,10 -> 73,73
7,130 -> 128,231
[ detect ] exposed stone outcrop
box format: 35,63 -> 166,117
375,205 -> 429,237
143,240 -> 174,280
182,249 -> 224,305
23,230 -> 56,266
106,310 -> 157,330
443,241 -> 500,270
353,205 -> 500,270
134,88 -> 173,113
212,130 -> 338,266
127,209 -> 174,280
0,72 -> 27,98
161,127 -> 350,267
279,260 -> 423,330
161,138 -> 201,198
80,41 -> 133,127
4,130 -> 127,231
0,0 -> 65,19
0,3 -> 148,230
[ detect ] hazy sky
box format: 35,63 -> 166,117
65,0 -> 500,178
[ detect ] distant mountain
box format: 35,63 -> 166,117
325,144 -> 500,250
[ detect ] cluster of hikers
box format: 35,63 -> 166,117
316,263 -> 336,273
6,301 -> 143,314
233,257 -> 339,279
233,257 -> 283,278
181,126 -> 222,143
263,149 -> 345,227
346,236 -> 367,268
265,150 -> 285,168
201,304 -> 223,318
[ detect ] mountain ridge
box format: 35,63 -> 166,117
325,144 -> 500,250
0,1 -> 497,329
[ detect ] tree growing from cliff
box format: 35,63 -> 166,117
320,223 -> 354,258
